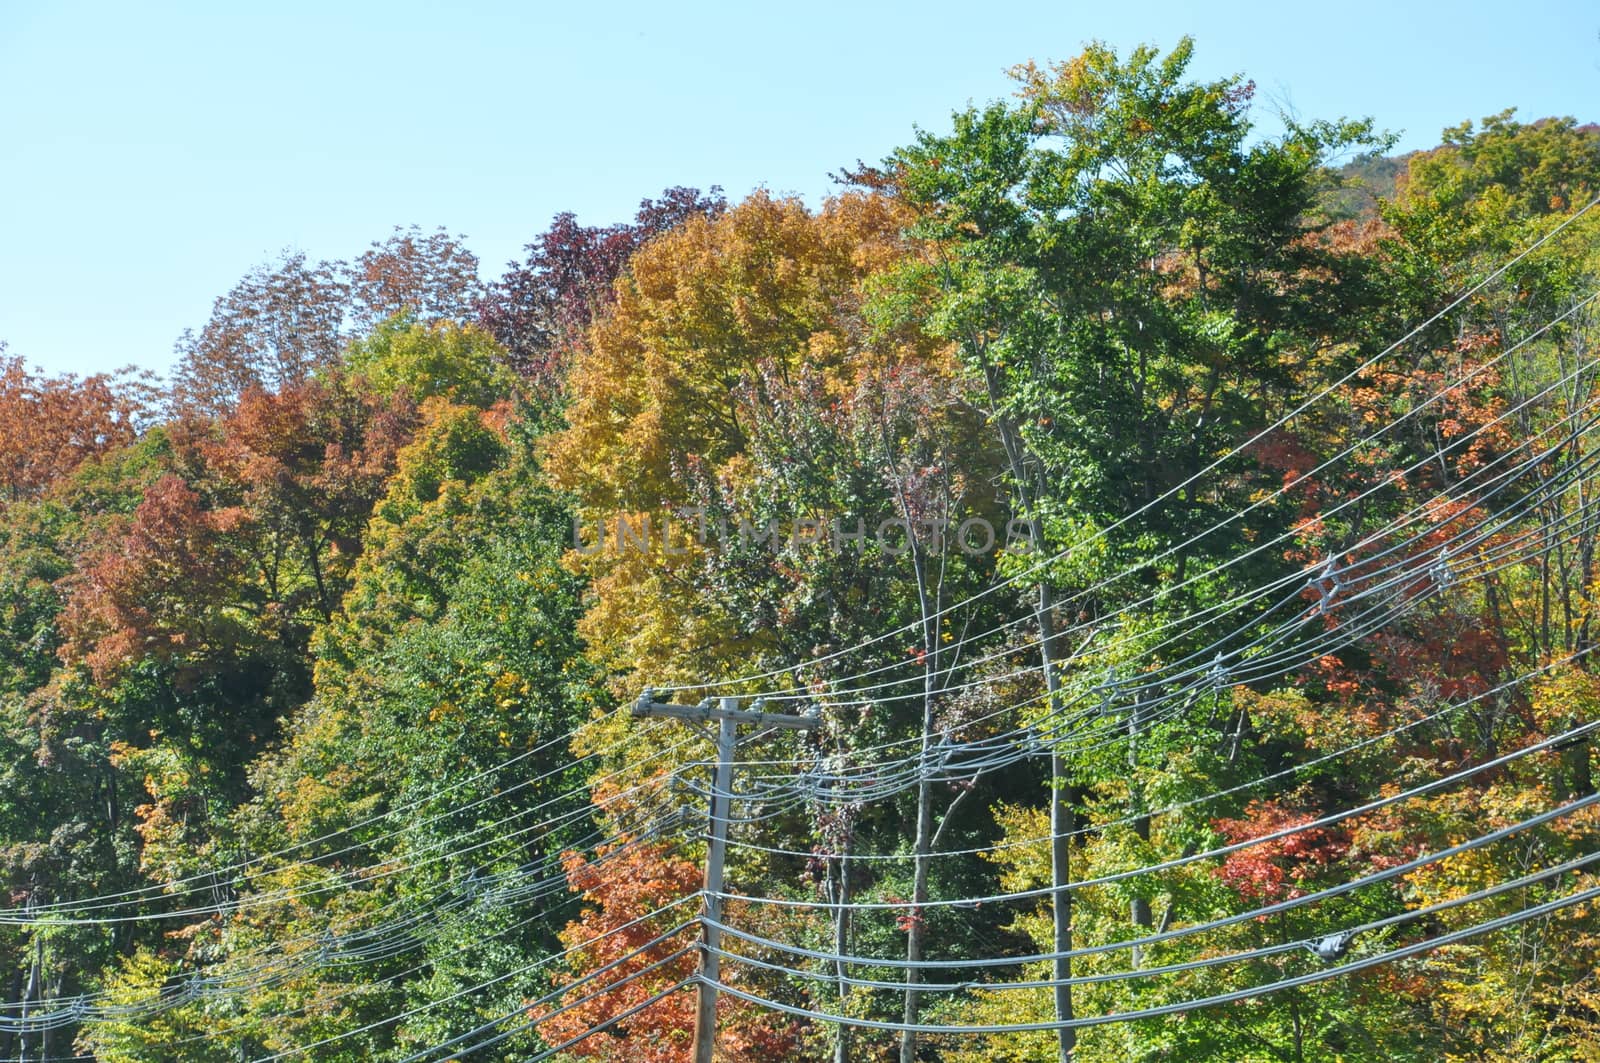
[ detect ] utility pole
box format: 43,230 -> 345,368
633,689 -> 819,1063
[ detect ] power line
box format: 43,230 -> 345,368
709,847 -> 1598,992
715,717 -> 1599,910
392,950 -> 696,1063
2,703 -> 641,919
702,878 -> 1600,1033
708,792 -> 1600,971
739,301 -> 1600,744
730,645 -> 1598,864
257,909 -> 697,1063
4,806 -> 692,1034
2,730 -> 696,926
652,200 -> 1600,698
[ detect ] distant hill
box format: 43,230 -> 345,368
1324,117 -> 1600,223
1323,151 -> 1416,221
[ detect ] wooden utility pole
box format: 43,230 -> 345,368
632,689 -> 819,1063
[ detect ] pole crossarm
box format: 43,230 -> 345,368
633,688 -> 821,731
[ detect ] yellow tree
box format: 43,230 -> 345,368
548,189 -> 943,696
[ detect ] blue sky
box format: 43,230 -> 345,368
2,0 -> 1597,379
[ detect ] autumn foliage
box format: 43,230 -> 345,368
0,355 -> 150,502
3,39 -> 1600,1063
537,838 -> 798,1062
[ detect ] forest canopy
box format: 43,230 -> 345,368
2,38 -> 1600,1063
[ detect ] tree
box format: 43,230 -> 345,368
171,252 -> 350,417
5,42 -> 1600,1063
345,313 -> 516,407
172,228 -> 488,417
537,836 -> 799,1062
880,39 -> 1385,1056
550,187 -> 1023,1059
477,186 -> 725,385
208,399 -> 600,1058
61,376 -> 417,685
347,225 -> 483,334
535,838 -> 700,1061
0,355 -> 153,503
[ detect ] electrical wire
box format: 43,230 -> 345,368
3,804 -> 692,1034
708,790 -> 1600,972
2,729 -> 697,926
715,717 -> 1599,910
703,878 -> 1600,1033
652,202 -> 1600,698
730,642 -> 1599,864
710,847 -> 1598,991
254,905 -> 697,1062
737,304 -> 1600,745
19,201 -> 1600,1056
392,951 -> 696,1063
3,703 -> 640,919
718,490 -> 1600,810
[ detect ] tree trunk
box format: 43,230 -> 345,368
900,541 -> 942,1063
1040,584 -> 1077,1060
833,847 -> 853,1063
899,744 -> 934,1063
1,968 -> 21,1059
18,932 -> 39,1063
1129,696 -> 1152,966
976,347 -> 1075,1059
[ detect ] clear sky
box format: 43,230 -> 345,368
2,0 -> 1597,379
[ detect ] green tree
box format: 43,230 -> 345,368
880,38 -> 1385,1057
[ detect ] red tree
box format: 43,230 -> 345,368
537,836 -> 798,1062
0,354 -> 151,502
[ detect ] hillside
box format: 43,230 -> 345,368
3,41 -> 1600,1063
